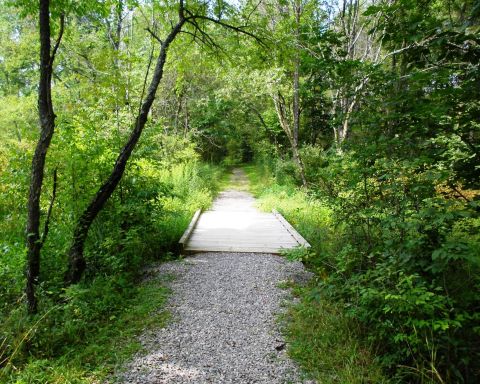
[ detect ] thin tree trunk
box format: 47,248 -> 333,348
183,99 -> 189,137
288,0 -> 307,186
291,142 -> 307,186
273,93 -> 307,186
115,0 -> 123,51
65,8 -> 186,285
292,0 -> 301,148
174,89 -> 183,135
26,0 -> 64,313
111,1 -> 125,204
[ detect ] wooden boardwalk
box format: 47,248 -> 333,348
180,171 -> 309,254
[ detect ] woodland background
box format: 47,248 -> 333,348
0,0 -> 479,382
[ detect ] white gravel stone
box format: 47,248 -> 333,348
114,252 -> 314,383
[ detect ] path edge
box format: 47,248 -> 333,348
272,209 -> 311,248
179,209 -> 202,252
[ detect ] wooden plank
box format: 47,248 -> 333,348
178,209 -> 202,251
188,233 -> 294,239
272,209 -> 311,248
188,234 -> 295,240
195,219 -> 279,225
194,226 -> 283,230
191,227 -> 284,232
187,240 -> 299,246
188,242 -> 298,247
181,184 -> 311,254
185,245 -> 297,251
186,244 -> 297,249
184,245 -> 295,254
188,238 -> 297,243
187,237 -> 298,246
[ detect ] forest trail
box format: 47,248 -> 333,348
182,169 -> 309,253
115,170 -> 313,383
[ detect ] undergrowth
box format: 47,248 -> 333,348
1,137 -> 224,383
245,153 -> 480,383
0,274 -> 170,383
244,164 -> 388,383
283,283 -> 388,383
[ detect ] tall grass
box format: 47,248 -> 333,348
0,157 -> 224,383
0,277 -> 170,383
284,284 -> 388,384
244,163 -> 388,383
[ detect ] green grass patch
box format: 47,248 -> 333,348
1,159 -> 225,383
283,284 -> 388,384
1,273 -> 171,384
216,166 -> 241,191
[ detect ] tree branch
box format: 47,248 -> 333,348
146,27 -> 163,45
138,42 -> 155,116
185,11 -> 265,47
186,18 -> 224,51
49,14 -> 65,68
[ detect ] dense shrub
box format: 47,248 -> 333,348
250,133 -> 479,382
317,150 -> 480,382
0,131 -> 223,379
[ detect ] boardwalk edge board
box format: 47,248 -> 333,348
185,247 -> 286,254
272,209 -> 311,248
179,209 -> 202,251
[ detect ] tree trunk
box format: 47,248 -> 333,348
65,12 -> 186,285
291,142 -> 307,186
289,0 -> 307,186
273,93 -> 307,187
183,99 -> 189,137
292,0 -> 301,149
26,0 -> 63,313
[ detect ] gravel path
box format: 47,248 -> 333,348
115,252 -> 313,383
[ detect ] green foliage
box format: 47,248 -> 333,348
248,140 -> 479,381
283,284 -> 388,384
1,0 -> 479,382
246,165 -> 389,383
0,6 -> 224,378
1,141 -> 222,371
317,149 -> 480,382
1,274 -> 170,383
244,164 -> 334,267
0,153 -> 222,380
238,0 -> 480,380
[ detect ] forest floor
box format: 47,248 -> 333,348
113,170 -> 314,383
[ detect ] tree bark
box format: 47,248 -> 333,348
26,0 -> 63,313
65,7 -> 186,285
331,0 -> 388,151
292,0 -> 301,149
273,92 -> 307,186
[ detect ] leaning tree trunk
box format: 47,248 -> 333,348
26,0 -> 63,313
64,0 -> 262,284
64,11 -> 186,285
